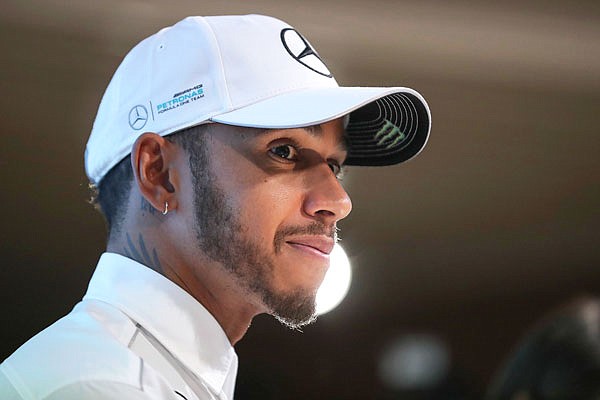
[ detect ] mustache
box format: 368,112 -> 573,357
274,222 -> 339,252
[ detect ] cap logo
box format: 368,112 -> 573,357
375,119 -> 406,149
128,105 -> 149,130
280,28 -> 332,78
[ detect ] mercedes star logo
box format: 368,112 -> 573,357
128,105 -> 149,130
280,28 -> 332,77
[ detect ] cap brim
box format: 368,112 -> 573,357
211,86 -> 431,166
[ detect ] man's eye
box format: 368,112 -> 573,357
269,144 -> 298,160
329,162 -> 344,179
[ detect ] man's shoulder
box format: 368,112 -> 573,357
1,299 -> 143,399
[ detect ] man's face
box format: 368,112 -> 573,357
187,119 -> 352,328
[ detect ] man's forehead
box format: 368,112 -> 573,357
270,121 -> 349,152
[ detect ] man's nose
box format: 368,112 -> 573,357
302,163 -> 353,223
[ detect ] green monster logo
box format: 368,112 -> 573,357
375,119 -> 406,149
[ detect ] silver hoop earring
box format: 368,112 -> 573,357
162,201 -> 169,215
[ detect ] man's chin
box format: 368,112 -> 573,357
266,290 -> 318,330
273,310 -> 318,330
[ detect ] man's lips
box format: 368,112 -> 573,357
285,236 -> 335,256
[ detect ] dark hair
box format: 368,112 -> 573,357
486,297 -> 600,400
90,124 -> 209,235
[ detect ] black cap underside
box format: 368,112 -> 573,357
344,92 -> 430,166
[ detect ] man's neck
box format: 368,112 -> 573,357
107,230 -> 259,345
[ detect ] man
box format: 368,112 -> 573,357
0,14 -> 430,400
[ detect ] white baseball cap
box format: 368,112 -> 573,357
85,14 -> 431,185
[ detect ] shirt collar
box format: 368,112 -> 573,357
83,252 -> 238,396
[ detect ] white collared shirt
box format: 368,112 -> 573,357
0,253 -> 238,400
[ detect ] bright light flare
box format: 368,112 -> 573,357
316,243 -> 352,315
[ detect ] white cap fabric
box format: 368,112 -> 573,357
85,14 -> 431,185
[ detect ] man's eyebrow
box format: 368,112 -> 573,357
302,124 -> 322,137
303,124 -> 349,153
339,135 -> 349,155
258,125 -> 348,154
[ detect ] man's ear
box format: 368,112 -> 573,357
131,132 -> 177,214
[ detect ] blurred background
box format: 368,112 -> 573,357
1,1 -> 599,399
